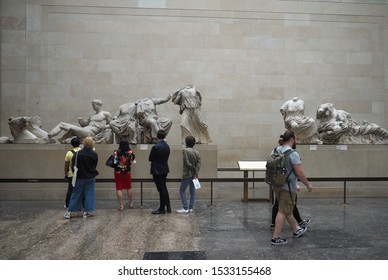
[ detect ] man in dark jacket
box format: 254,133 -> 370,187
148,130 -> 171,214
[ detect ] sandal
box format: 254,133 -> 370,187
128,202 -> 134,209
118,205 -> 124,211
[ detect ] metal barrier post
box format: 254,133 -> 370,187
207,180 -> 217,207
140,182 -> 144,207
210,181 -> 213,206
343,180 -> 348,205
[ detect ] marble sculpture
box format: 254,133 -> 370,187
172,85 -> 211,144
135,96 -> 173,143
47,99 -> 113,144
6,116 -> 54,144
316,103 -> 388,144
3,94 -> 388,145
280,97 -> 322,144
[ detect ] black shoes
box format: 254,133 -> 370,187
152,209 -> 166,215
152,205 -> 171,215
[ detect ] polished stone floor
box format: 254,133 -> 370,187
1,189 -> 388,260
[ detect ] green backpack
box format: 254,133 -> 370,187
265,148 -> 295,187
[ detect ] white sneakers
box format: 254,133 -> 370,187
177,208 -> 189,214
176,208 -> 194,214
64,211 -> 91,219
83,212 -> 91,218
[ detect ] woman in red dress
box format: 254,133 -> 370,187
113,140 -> 136,210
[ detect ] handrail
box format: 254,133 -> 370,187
1,177 -> 388,183
217,167 -> 240,172
1,177 -> 388,205
218,166 -> 388,204
0,177 -> 265,206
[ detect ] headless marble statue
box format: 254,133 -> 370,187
280,97 -> 322,144
172,84 -> 211,144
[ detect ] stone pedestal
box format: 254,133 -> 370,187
295,145 -> 388,198
0,144 -> 218,201
1,144 -> 387,200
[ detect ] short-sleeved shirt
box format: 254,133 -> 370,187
273,145 -> 301,193
65,147 -> 81,177
114,150 -> 135,174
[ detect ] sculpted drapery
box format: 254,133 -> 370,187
280,97 -> 322,144
172,85 -> 211,144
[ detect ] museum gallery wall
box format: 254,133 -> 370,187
1,0 -> 387,167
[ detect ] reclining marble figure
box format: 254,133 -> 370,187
47,99 -> 112,143
316,103 -> 388,144
7,116 -> 54,144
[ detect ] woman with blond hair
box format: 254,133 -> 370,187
64,136 -> 99,219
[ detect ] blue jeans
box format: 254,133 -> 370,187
179,177 -> 196,210
68,177 -> 96,213
66,177 -> 85,208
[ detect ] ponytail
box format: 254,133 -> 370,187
278,130 -> 295,145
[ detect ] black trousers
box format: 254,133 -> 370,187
153,174 -> 170,209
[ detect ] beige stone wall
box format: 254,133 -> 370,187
0,144 -> 218,179
0,0 -> 2,112
1,0 -> 388,168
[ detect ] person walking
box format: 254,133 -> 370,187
270,185 -> 310,230
64,137 -> 99,219
112,140 -> 136,211
148,130 -> 171,214
177,136 -> 201,214
64,137 -> 82,209
270,130 -> 313,245
270,140 -> 310,229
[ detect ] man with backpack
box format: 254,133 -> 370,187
266,130 -> 313,245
